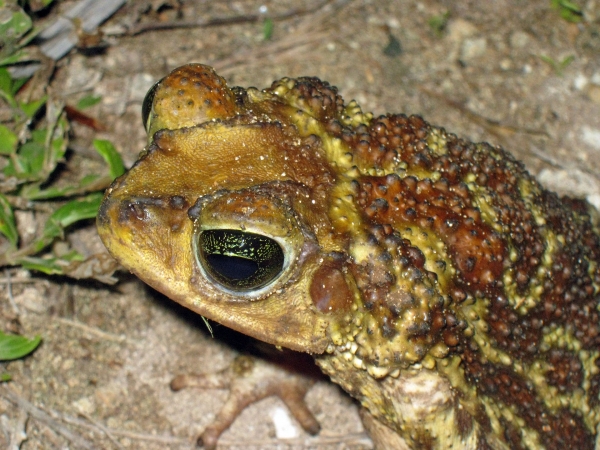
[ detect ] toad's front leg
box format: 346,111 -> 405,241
171,355 -> 320,449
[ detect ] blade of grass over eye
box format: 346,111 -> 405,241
93,139 -> 125,179
0,193 -> 18,248
0,331 -> 41,361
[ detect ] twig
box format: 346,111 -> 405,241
128,0 -> 334,36
4,408 -> 29,450
88,428 -> 190,445
217,432 -> 372,447
418,87 -> 550,140
53,317 -> 127,343
55,410 -> 371,448
1,387 -> 95,450
0,276 -> 39,285
213,0 -> 352,74
72,413 -> 124,450
1,387 -> 371,448
3,270 -> 19,316
48,412 -> 191,446
529,144 -> 600,177
214,29 -> 331,74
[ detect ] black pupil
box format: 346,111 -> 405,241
198,229 -> 284,291
205,254 -> 258,280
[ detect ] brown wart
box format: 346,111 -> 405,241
310,254 -> 354,313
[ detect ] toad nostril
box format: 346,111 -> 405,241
124,202 -> 147,222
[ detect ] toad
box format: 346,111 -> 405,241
97,64 -> 600,449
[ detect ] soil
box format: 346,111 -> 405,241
1,0 -> 599,449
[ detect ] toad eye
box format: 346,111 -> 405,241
141,79 -> 161,131
197,229 -> 285,292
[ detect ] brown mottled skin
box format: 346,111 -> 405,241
97,64 -> 600,449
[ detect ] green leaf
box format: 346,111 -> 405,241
0,5 -> 33,47
59,249 -> 84,262
47,114 -> 69,168
0,67 -> 19,108
0,49 -> 26,67
6,115 -> 68,180
539,54 -> 575,76
19,95 -> 47,118
20,193 -> 104,256
551,0 -> 583,22
0,330 -> 41,361
0,124 -> 18,155
0,193 -> 18,248
263,18 -> 274,40
10,75 -> 27,95
79,173 -> 102,186
22,176 -> 102,200
559,55 -> 575,70
18,256 -> 64,275
0,372 -> 11,382
0,67 -> 13,96
76,94 -> 102,110
93,139 -> 125,179
42,192 -> 104,241
3,130 -> 46,177
428,12 -> 450,38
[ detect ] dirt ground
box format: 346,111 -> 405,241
1,0 -> 600,449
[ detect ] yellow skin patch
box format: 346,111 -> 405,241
98,64 -> 600,449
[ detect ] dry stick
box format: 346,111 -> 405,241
419,87 -> 600,184
213,0 -> 352,74
1,387 -> 95,450
50,412 -> 191,446
53,317 -> 127,343
3,388 -> 190,447
3,270 -> 19,316
0,276 -> 39,285
68,413 -> 124,450
5,409 -> 29,450
128,0 -> 334,36
528,145 -> 600,184
214,30 -> 331,74
64,411 -> 371,448
217,433 -> 373,448
2,384 -> 371,447
418,87 -> 550,141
